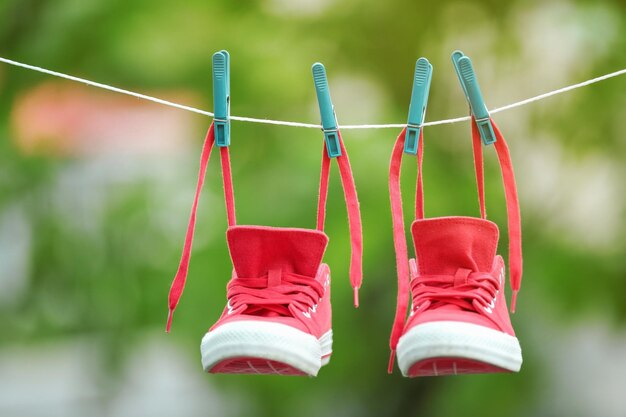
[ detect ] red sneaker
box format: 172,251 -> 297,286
388,118 -> 523,376
166,124 -> 362,376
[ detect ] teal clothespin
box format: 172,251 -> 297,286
213,50 -> 230,147
312,63 -> 341,158
405,57 -> 433,155
451,50 -> 496,145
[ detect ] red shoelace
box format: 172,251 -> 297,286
226,270 -> 325,317
411,269 -> 500,315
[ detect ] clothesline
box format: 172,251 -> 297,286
2,56 -> 626,130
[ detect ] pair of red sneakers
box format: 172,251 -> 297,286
166,114 -> 522,378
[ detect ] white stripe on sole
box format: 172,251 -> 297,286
200,321 -> 332,376
396,321 -> 522,377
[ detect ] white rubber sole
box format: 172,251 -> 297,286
396,321 -> 522,376
200,321 -> 332,376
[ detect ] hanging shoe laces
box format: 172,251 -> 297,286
166,124 -> 362,332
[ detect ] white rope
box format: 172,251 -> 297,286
0,57 -> 215,117
488,68 -> 626,114
2,56 -> 626,130
229,115 -> 319,128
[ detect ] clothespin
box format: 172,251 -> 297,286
312,63 -> 341,157
213,50 -> 230,147
451,50 -> 496,145
405,57 -> 433,155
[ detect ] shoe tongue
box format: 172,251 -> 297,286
411,217 -> 499,275
227,226 -> 329,278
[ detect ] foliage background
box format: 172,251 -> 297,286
1,0 -> 625,416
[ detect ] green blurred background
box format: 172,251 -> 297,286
1,0 -> 626,416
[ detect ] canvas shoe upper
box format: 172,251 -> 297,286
406,218 -> 514,334
213,226 -> 331,338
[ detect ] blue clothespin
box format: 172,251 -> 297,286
405,57 -> 433,155
213,50 -> 230,147
451,50 -> 496,145
312,63 -> 341,158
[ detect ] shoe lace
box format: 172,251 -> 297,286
411,267 -> 500,315
227,269 -> 325,318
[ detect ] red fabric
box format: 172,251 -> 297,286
227,271 -> 325,317
316,132 -> 363,305
387,117 -> 523,370
412,217 -> 499,275
225,225 -> 329,319
404,246 -> 515,336
167,123 -> 363,331
415,130 -> 425,220
166,125 -> 216,332
335,133 -> 363,306
490,122 -> 522,311
166,123 -> 235,331
388,127 -> 411,365
387,127 -> 425,371
471,122 -> 487,219
214,228 -> 332,338
316,147 -> 331,231
470,118 -> 522,308
220,146 -> 236,226
214,261 -> 332,338
227,226 -> 329,278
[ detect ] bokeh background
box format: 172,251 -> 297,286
1,0 -> 626,416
